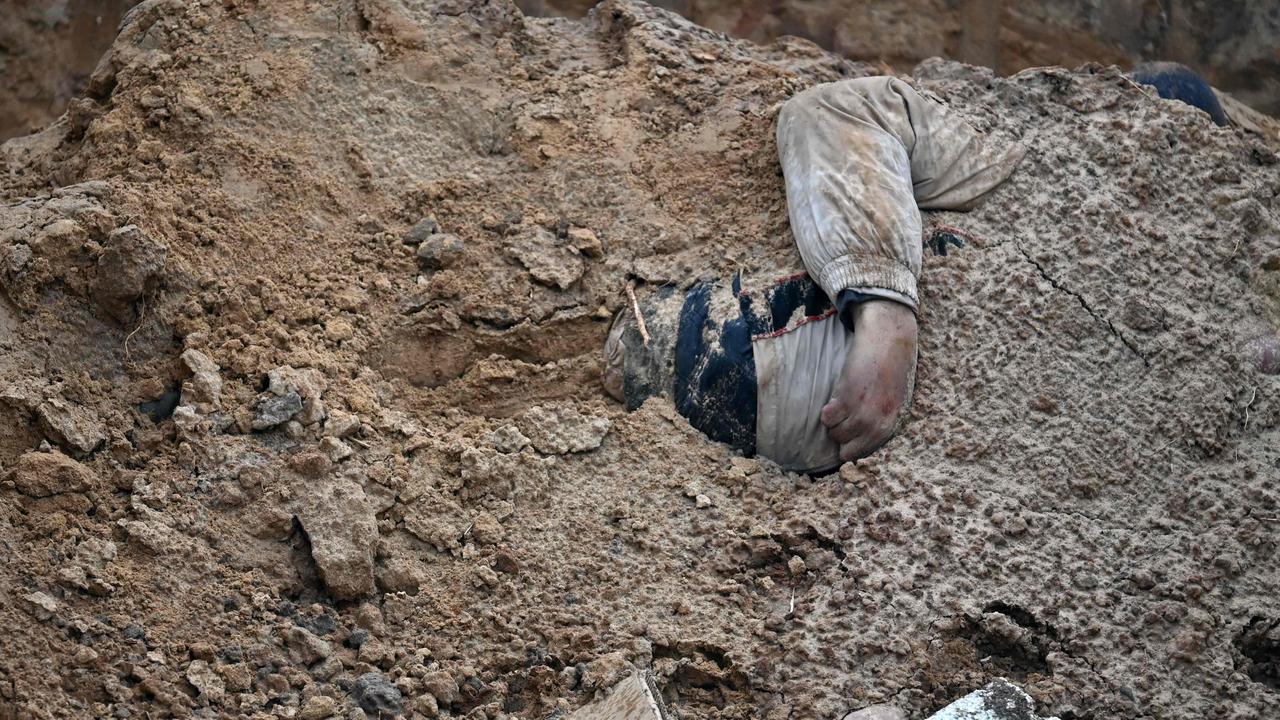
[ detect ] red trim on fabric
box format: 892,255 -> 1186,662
751,309 -> 837,340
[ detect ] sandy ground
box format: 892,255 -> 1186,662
1,1 -> 1279,719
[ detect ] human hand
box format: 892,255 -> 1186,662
820,300 -> 918,461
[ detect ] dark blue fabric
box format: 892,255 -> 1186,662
1131,63 -> 1229,127
739,274 -> 833,337
836,288 -> 882,333
673,280 -> 757,455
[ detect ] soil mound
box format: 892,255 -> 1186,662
1,1 -> 1278,718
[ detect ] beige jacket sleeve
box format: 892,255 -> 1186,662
776,76 -> 1026,311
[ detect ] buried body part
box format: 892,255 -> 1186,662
604,76 -> 1024,473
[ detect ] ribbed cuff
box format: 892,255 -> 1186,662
816,254 -> 919,312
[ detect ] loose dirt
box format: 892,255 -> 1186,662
1,1 -> 1278,719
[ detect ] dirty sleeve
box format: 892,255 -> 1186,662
776,76 -> 1026,311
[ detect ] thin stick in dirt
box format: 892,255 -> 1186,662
626,280 -> 650,347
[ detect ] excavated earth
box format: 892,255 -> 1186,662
1,1 -> 1280,719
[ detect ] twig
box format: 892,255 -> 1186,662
123,298 -> 148,364
626,280 -> 650,347
1244,386 -> 1258,430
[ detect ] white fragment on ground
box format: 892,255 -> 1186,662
568,670 -> 670,720
926,679 -> 1060,720
489,424 -> 529,453
21,591 -> 58,621
519,405 -> 610,454
841,706 -> 906,720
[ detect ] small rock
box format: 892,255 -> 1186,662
518,405 -> 610,454
353,672 -> 403,718
311,656 -> 343,681
925,679 -> 1053,720
470,512 -> 504,545
472,565 -> 500,588
299,695 -> 338,720
283,626 -> 332,665
347,628 -> 371,649
325,319 -> 355,342
416,233 -> 465,271
36,398 -> 107,454
568,226 -> 603,258
320,436 -> 354,462
294,476 -> 377,599
76,537 -> 117,572
488,425 -> 528,453
787,555 -> 806,576
4,450 -> 94,497
421,670 -> 459,705
842,705 -> 906,720
580,651 -> 632,692
325,410 -> 361,438
180,349 -> 222,408
695,494 -> 712,509
253,391 -> 303,430
402,217 -> 439,245
1247,334 -> 1279,375
186,659 -> 226,703
21,590 -> 58,620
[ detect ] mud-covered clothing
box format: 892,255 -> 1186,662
778,76 -> 1025,313
605,77 -> 1025,473
605,271 -> 852,472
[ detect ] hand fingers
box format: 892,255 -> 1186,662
819,398 -> 848,429
826,410 -> 873,445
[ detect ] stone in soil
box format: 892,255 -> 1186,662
4,450 -> 94,497
416,232 -> 465,271
294,475 -> 378,600
36,398 -> 106,454
253,391 -> 303,430
353,672 -> 403,718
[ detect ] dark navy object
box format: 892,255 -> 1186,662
1130,62 -> 1229,127
673,280 -> 757,455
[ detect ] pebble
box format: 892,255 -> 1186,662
185,659 -> 226,703
21,590 -> 58,620
1247,334 -> 1279,375
402,217 -> 438,245
295,477 -> 378,599
488,425 -> 529,454
568,226 -> 603,258
36,398 -> 107,454
320,436 -> 354,462
347,628 -> 371,649
416,233 -> 465,271
252,392 -> 303,430
299,694 -> 338,720
353,672 -> 403,718
325,410 -> 362,438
